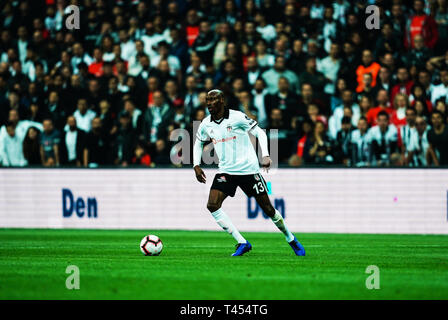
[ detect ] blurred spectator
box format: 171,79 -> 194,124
391,93 -> 410,128
369,111 -> 399,166
366,89 -> 394,126
262,56 -> 299,95
22,126 -> 41,165
132,142 -> 152,166
292,118 -> 314,166
142,90 -> 175,145
0,121 -> 28,166
299,57 -> 327,95
266,77 -> 299,120
374,66 -> 393,96
73,98 -> 96,132
408,115 -> 430,166
430,68 -> 448,105
404,0 -> 438,50
251,78 -> 269,128
59,116 -> 87,167
115,111 -> 137,166
39,118 -> 60,166
151,138 -> 171,165
255,39 -> 275,69
333,116 -> 355,165
317,43 -> 341,95
151,41 -> 182,81
351,117 -> 371,167
268,108 -> 292,162
303,120 -> 333,165
427,110 -> 448,165
403,34 -> 432,69
391,67 -> 414,105
192,20 -> 218,66
329,89 -> 360,139
98,99 -> 118,137
0,109 -> 43,145
356,49 -> 381,94
85,117 -> 110,167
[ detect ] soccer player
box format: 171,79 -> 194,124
193,89 -> 305,256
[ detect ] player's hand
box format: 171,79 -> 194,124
261,156 -> 272,172
194,165 -> 206,183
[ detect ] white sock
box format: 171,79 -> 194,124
271,209 -> 295,242
211,208 -> 246,244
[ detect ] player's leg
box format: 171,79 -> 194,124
253,193 -> 294,242
207,187 -> 247,244
208,174 -> 252,256
254,193 -> 305,256
240,173 -> 305,256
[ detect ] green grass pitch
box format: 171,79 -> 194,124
0,229 -> 447,299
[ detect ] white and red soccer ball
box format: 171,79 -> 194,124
140,235 -> 163,256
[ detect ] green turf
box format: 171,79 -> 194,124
0,229 -> 447,299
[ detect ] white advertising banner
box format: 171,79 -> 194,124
0,168 -> 447,234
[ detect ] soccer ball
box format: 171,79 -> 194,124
140,235 -> 163,256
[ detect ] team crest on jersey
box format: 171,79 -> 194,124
227,125 -> 232,132
217,176 -> 227,183
254,174 -> 260,181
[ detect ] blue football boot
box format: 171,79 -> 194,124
289,236 -> 305,256
231,241 -> 252,256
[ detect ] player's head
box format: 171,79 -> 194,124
206,89 -> 225,117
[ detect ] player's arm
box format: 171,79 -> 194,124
250,125 -> 272,171
194,121 -> 209,183
193,138 -> 206,183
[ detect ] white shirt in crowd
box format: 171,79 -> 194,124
256,25 -> 276,43
71,54 -> 93,74
141,33 -> 166,60
0,130 -> 27,166
252,88 -> 268,128
65,130 -> 78,162
150,55 -> 181,76
0,120 -> 43,144
0,120 -> 42,166
431,83 -> 448,105
328,104 -> 360,140
350,129 -> 371,166
72,110 -> 96,132
317,56 -> 340,95
408,127 -> 431,166
120,40 -> 136,62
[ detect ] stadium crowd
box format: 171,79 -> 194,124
1,0 -> 448,168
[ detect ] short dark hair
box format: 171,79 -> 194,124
377,110 -> 390,120
406,107 -> 417,115
432,110 -> 445,119
342,116 -> 352,124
